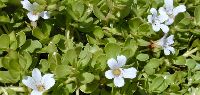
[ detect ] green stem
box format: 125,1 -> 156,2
111,84 -> 115,95
2,25 -> 9,34
175,28 -> 190,32
183,47 -> 198,57
0,87 -> 25,94
76,88 -> 79,95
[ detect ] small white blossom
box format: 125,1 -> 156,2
156,34 -> 175,55
22,68 -> 55,95
105,55 -> 137,87
147,8 -> 169,33
159,0 -> 186,25
21,0 -> 50,21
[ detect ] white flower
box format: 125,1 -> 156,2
159,0 -> 186,25
105,55 -> 137,87
156,34 -> 175,55
22,68 -> 55,95
147,8 -> 169,33
21,0 -> 50,21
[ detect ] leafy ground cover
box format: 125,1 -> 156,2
0,0 -> 200,95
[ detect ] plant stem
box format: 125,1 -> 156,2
0,87 -> 25,94
2,25 -> 9,34
76,88 -> 79,95
183,47 -> 198,57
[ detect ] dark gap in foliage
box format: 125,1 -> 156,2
168,68 -> 175,74
0,67 -> 7,71
69,28 -> 87,44
2,5 -> 18,14
178,84 -> 183,91
178,49 -> 187,56
0,51 -> 8,57
191,84 -> 199,88
39,53 -> 48,59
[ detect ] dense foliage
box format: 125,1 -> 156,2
1,0 -> 200,94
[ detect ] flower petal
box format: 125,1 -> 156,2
158,14 -> 169,23
107,58 -> 118,69
27,12 -> 39,21
31,90 -> 43,95
173,5 -> 186,16
147,15 -> 153,23
167,35 -> 174,45
40,11 -> 50,19
42,74 -> 55,90
21,0 -> 32,11
32,68 -> 42,84
123,67 -> 137,79
160,24 -> 169,33
114,77 -> 124,87
105,70 -> 115,79
165,18 -> 174,25
22,76 -> 37,90
164,0 -> 173,10
150,8 -> 157,15
117,55 -> 127,67
152,23 -> 160,32
158,7 -> 169,23
164,47 -> 171,55
158,7 -> 166,15
167,46 -> 175,54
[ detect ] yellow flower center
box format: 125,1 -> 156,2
36,85 -> 45,92
112,69 -> 121,76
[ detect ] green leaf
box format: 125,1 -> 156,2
55,65 -> 72,78
93,27 -> 104,39
51,34 -> 62,44
0,34 -> 10,49
39,59 -> 49,72
72,1 -> 85,18
144,66 -> 155,75
156,80 -> 169,93
149,77 -> 164,92
19,51 -> 32,70
9,32 -> 17,50
104,43 -> 121,58
48,52 -> 61,71
192,71 -> 200,83
65,82 -> 77,93
136,53 -> 149,61
32,27 -> 45,40
32,23 -> 51,40
194,5 -> 200,26
138,23 -> 150,33
0,71 -> 19,83
86,35 -> 98,45
137,39 -> 150,46
40,42 -> 58,53
63,49 -> 77,64
79,72 -> 95,84
0,1 -> 7,8
123,38 -> 138,57
174,56 -> 186,65
93,5 -> 105,20
144,58 -> 162,75
129,17 -> 143,32
186,59 -> 197,69
66,8 -> 78,21
80,82 -> 99,93
95,54 -> 107,71
21,40 -> 42,53
0,12 -> 10,23
16,31 -> 26,47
